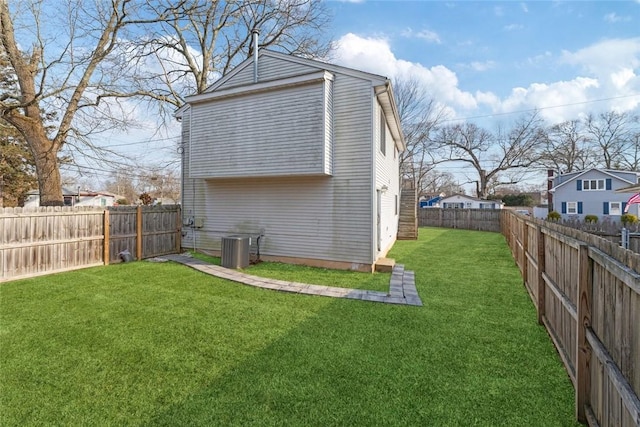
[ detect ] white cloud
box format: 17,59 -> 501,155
503,38 -> 640,122
504,23 -> 524,31
401,27 -> 441,44
520,3 -> 529,13
334,33 -> 479,114
560,38 -> 640,79
499,78 -> 601,122
494,6 -> 504,17
333,34 -> 640,126
604,12 -> 631,23
469,60 -> 496,71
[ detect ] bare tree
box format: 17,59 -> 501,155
125,0 -> 332,118
539,120 -> 595,173
619,131 -> 640,171
1,0 -> 331,205
0,0 -> 171,205
585,111 -> 637,169
104,169 -> 139,204
393,75 -> 448,195
419,170 -> 464,196
433,112 -> 546,199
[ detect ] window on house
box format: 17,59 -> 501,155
567,201 -> 578,214
443,202 -> 462,209
465,202 -> 472,208
479,203 -> 493,209
582,179 -> 605,190
63,196 -> 73,206
379,109 -> 386,156
610,202 -> 622,216
100,198 -> 106,207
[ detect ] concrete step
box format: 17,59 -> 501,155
375,257 -> 395,273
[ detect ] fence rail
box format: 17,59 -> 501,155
0,205 -> 181,282
501,210 -> 640,427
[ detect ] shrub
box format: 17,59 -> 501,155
621,213 -> 638,225
584,215 -> 598,224
547,211 -> 561,222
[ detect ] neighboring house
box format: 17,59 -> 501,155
549,168 -> 640,220
176,41 -> 405,271
419,193 -> 444,208
23,187 -> 117,208
439,194 -> 503,209
533,205 -> 550,220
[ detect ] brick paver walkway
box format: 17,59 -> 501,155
164,254 -> 422,306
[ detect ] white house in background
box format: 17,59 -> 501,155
23,188 -> 117,208
176,38 -> 405,272
549,168 -> 640,220
438,194 -> 504,209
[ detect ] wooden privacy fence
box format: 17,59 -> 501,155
501,210 -> 640,427
0,205 -> 181,282
418,208 -> 501,232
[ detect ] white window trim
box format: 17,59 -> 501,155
609,201 -> 622,216
379,109 -> 386,156
582,179 -> 605,191
567,201 -> 578,214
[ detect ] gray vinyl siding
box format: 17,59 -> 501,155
553,169 -> 640,219
216,53 -> 317,90
179,109 -> 215,250
257,54 -> 320,81
198,177 -> 371,263
180,49 -> 401,265
183,71 -> 375,264
189,82 -> 330,178
374,102 -> 400,254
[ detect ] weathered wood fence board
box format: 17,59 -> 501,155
418,208 -> 502,232
1,205 -> 181,282
501,210 -> 640,427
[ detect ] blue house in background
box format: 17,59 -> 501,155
549,168 -> 640,220
419,195 -> 443,208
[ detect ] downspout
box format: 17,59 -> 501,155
252,29 -> 259,83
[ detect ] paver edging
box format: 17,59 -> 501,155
163,254 -> 422,306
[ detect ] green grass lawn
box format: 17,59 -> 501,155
191,251 -> 391,292
0,228 -> 578,426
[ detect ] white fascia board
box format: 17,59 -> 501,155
185,71 -> 334,105
374,83 -> 405,151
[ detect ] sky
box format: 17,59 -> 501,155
327,0 -> 640,126
66,0 -> 640,192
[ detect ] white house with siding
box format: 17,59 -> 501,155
176,46 -> 405,271
438,194 -> 503,209
23,188 -> 117,208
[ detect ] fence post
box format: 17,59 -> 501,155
575,243 -> 592,423
522,221 -> 529,285
536,225 -> 545,325
176,206 -> 182,254
136,205 -> 143,260
103,209 -> 110,266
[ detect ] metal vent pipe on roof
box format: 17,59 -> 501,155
252,29 -> 259,83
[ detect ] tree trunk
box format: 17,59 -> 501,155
22,126 -> 63,206
32,140 -> 63,206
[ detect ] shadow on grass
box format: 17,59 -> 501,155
1,228 -> 578,426
144,228 -> 578,426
